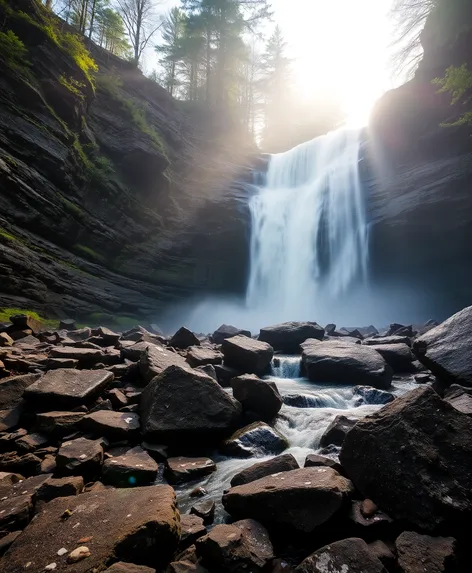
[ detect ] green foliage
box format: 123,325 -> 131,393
433,64 -> 472,125
72,138 -> 114,184
59,75 -> 86,98
75,244 -> 106,263
61,33 -> 98,85
87,312 -> 139,328
57,195 -> 86,221
0,30 -> 30,70
0,308 -> 59,329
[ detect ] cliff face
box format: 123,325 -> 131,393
366,9 -> 472,321
0,0 -> 252,323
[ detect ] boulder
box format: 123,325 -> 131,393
222,467 -> 354,533
166,457 -> 216,484
301,340 -> 393,390
222,335 -> 274,375
106,388 -> 129,409
352,386 -> 395,406
0,332 -> 14,346
102,446 -> 159,487
186,347 -> 223,368
0,452 -> 41,477
369,343 -> 414,372
231,374 -> 282,421
195,364 -> 217,381
0,374 -> 40,409
304,454 -> 343,474
444,384 -> 472,415
340,386 -> 472,531
105,564 -> 156,573
222,422 -> 288,458
0,531 -> 22,557
212,325 -> 251,345
230,453 -> 299,487
24,369 -> 114,409
49,346 -> 105,366
190,499 -> 215,525
170,327 -> 200,349
167,546 -> 209,573
214,364 -> 240,387
368,541 -> 396,571
293,538 -> 386,572
395,531 -> 457,573
0,474 -> 52,532
282,394 -> 320,408
414,305 -> 472,386
81,411 -> 140,440
258,322 -> 325,353
9,314 -> 42,335
180,514 -> 206,549
36,476 -> 84,501
56,437 -> 104,478
139,344 -> 189,383
140,366 -> 241,446
196,519 -> 274,573
363,335 -> 412,347
319,415 -> 357,448
1,485 -> 180,572
15,432 -> 49,452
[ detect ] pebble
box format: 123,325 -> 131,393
57,548 -> 68,556
45,564 -> 57,571
67,546 -> 90,563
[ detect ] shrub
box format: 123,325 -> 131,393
433,63 -> 472,126
61,33 -> 98,85
59,75 -> 86,98
0,30 -> 29,68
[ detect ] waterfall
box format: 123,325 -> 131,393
246,128 -> 369,322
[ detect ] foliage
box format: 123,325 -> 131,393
62,32 -> 98,84
59,74 -> 86,98
0,308 -> 59,329
433,64 -> 472,125
0,30 -> 30,70
72,138 -> 114,184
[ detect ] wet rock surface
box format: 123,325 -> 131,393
222,335 -> 274,375
258,322 -> 324,353
222,422 -> 288,458
231,374 -> 283,421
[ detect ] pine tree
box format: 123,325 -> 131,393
155,8 -> 186,96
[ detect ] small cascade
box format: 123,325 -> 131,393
271,355 -> 302,378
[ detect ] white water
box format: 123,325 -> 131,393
246,128 -> 369,323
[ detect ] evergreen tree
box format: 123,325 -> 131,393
155,7 -> 186,96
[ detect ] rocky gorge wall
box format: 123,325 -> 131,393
0,0 -> 252,324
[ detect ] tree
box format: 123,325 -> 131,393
95,7 -> 131,56
433,63 -> 472,125
115,0 -> 164,65
155,7 -> 186,96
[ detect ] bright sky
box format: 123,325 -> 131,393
158,0 -> 398,126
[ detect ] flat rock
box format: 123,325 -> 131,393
1,485 -> 180,572
56,437 -> 104,478
222,422 -> 288,458
363,335 -> 412,347
105,563 -> 156,573
49,346 -> 105,366
444,384 -> 472,415
24,369 -> 114,408
301,340 -> 393,389
211,325 -> 251,345
190,499 -> 215,524
36,476 -> 84,501
319,415 -> 357,448
231,374 -> 282,421
304,454 -> 343,474
139,344 -> 188,383
36,411 -> 85,436
180,514 -> 206,549
186,347 -> 222,368
102,446 -> 158,487
15,432 -> 49,452
81,411 -> 140,440
0,374 -> 40,409
166,457 -> 216,484
230,453 -> 299,487
196,519 -> 274,573
222,335 -> 274,375
340,386 -> 472,531
140,365 -> 241,446
395,531 -> 457,573
294,538 -> 387,572
223,467 -> 354,533
170,327 -> 200,349
0,452 -> 41,477
0,530 -> 22,557
259,322 -> 324,353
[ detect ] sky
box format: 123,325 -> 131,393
156,0 -> 399,126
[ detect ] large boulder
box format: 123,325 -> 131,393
231,374 -> 282,421
294,538 -> 387,573
56,437 -> 104,478
369,343 -> 414,373
414,305 -> 472,386
395,531 -> 457,573
212,325 -> 251,345
221,422 -> 288,458
221,335 -> 273,375
102,447 -> 159,487
230,453 -> 299,487
319,415 -> 357,448
140,365 -> 241,445
169,327 -> 200,350
139,344 -> 188,383
1,485 -> 180,572
444,384 -> 472,415
352,386 -> 395,407
222,467 -> 354,533
340,386 -> 472,531
23,369 -> 114,409
0,374 -> 40,409
186,347 -> 223,368
258,322 -> 324,353
301,340 -> 393,389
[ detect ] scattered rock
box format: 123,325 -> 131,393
81,410 -> 140,440
59,319 -> 77,331
282,394 -> 320,408
223,467 -> 354,533
190,499 -> 216,525
0,373 -> 41,409
369,343 -> 414,372
15,432 -> 49,452
222,335 -> 274,375
106,388 -> 128,409
230,453 -> 299,487
363,335 -> 412,347
340,386 -> 472,531
0,332 -> 14,347
319,415 -> 357,448
9,314 -> 42,335
0,452 -> 42,477
195,364 -> 217,380
348,500 -> 393,535
352,386 -> 395,406
293,538 -> 386,572
36,411 -> 85,436
301,340 -> 393,389
222,422 -> 288,458
231,374 -> 283,421
36,476 -> 84,501
304,454 -> 343,474
166,457 -> 216,484
180,514 -> 207,549
1,485 -> 180,572
214,364 -> 240,387
24,369 -> 114,408
102,446 -> 159,487
105,562 -> 157,573
49,346 -> 105,367
395,531 -> 457,573
186,346 -> 223,368
67,546 -> 91,563
140,365 -> 241,446
56,437 -> 104,478
170,327 -> 201,349
139,344 -> 189,383
211,325 -> 251,345
367,540 -> 396,571
444,384 -> 472,415
258,322 -> 325,353
0,530 -> 22,557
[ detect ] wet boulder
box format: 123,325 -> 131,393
190,499 -> 216,525
222,422 -> 288,458
1,485 -> 180,572
301,340 -> 393,389
222,335 -> 274,375
170,327 -> 200,349
166,457 -> 216,484
304,454 -> 343,474
352,386 -> 395,406
140,344 -> 188,383
230,453 -> 299,487
23,369 -> 114,409
258,322 -> 324,353
231,374 -> 283,421
294,538 -> 387,572
212,325 -> 251,345
369,343 -> 414,373
186,347 -> 223,368
196,519 -> 274,573
340,386 -> 472,531
319,415 -> 357,448
223,467 -> 354,533
395,531 -> 457,573
140,365 -> 242,446
413,305 -> 472,386
102,446 -> 159,487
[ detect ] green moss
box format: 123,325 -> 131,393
59,75 -> 86,99
61,33 -> 98,86
0,307 -> 59,329
0,30 -> 30,71
56,194 -> 86,220
75,244 -> 106,263
0,227 -> 19,242
72,138 -> 114,185
87,312 -> 139,328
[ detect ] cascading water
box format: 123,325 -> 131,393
246,128 -> 369,324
